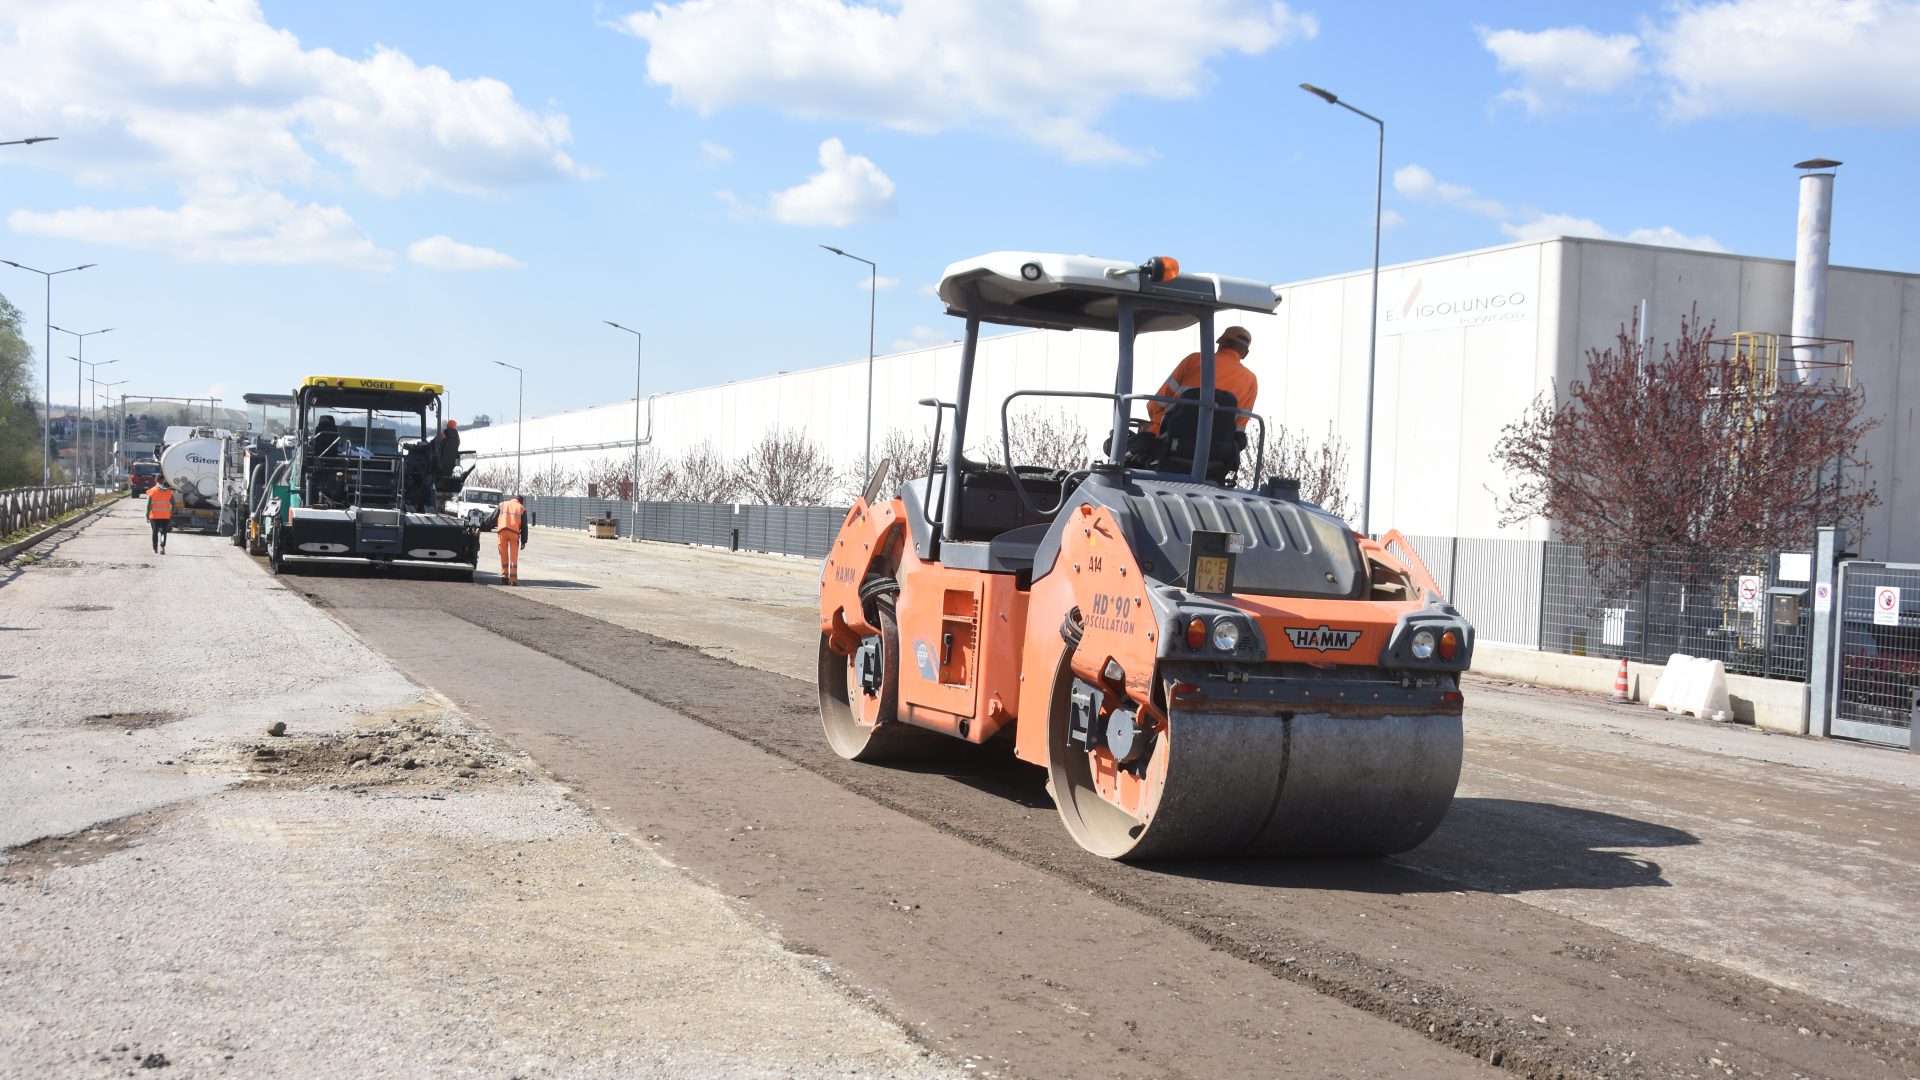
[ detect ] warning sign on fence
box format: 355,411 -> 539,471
1737,575 -> 1762,614
1873,585 -> 1902,626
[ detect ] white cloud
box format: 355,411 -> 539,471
1477,25 -> 1642,114
699,138 -> 732,162
1397,163 -> 1725,252
767,138 -> 895,227
1480,1 -> 1920,125
858,274 -> 900,292
1652,0 -> 1920,123
407,235 -> 525,270
9,190 -> 395,270
1379,208 -> 1405,229
0,0 -> 586,268
0,0 -> 587,195
890,325 -> 952,351
618,0 -> 1318,163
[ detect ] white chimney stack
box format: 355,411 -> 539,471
1789,157 -> 1841,383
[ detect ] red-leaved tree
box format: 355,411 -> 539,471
1494,308 -> 1879,561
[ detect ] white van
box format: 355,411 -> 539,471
447,487 -> 504,530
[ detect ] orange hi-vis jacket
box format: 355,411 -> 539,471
145,485 -> 174,521
497,498 -> 526,536
1146,347 -> 1257,434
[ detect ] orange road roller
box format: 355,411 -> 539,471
818,252 -> 1471,860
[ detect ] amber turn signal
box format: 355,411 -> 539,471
1185,617 -> 1207,650
1438,629 -> 1459,662
1145,255 -> 1180,282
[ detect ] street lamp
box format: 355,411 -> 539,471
69,355 -> 120,487
1,136 -> 57,146
1300,82 -> 1384,537
493,360 -> 524,492
55,326 -> 115,488
605,320 -> 644,531
91,376 -> 129,482
820,244 -> 878,481
3,260 -> 96,484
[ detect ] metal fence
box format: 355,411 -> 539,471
524,496 -> 848,559
1403,535 -> 1545,648
1405,534 -> 1813,680
522,497 -> 1821,685
1831,560 -> 1920,746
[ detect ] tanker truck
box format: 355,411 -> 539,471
156,426 -> 247,533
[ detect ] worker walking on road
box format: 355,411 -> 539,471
496,493 -> 529,585
1146,325 -> 1258,434
145,477 -> 175,554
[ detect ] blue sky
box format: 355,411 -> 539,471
3,0 -> 1917,425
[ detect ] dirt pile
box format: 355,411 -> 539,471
231,715 -> 523,790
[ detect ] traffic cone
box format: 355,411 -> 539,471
1610,657 -> 1632,704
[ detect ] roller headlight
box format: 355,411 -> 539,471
1411,629 -> 1436,660
1211,619 -> 1241,652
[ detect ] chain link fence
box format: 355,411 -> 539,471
524,496 -> 847,559
1832,561 -> 1920,742
1407,532 -> 1813,680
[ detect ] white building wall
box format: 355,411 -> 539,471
464,237 -> 1917,558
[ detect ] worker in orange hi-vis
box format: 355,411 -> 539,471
1146,325 -> 1258,435
495,493 -> 529,585
144,477 -> 176,554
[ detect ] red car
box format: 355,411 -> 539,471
128,460 -> 161,497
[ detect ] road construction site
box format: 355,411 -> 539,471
5,500 -> 1920,1079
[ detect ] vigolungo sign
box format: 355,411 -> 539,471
1380,274 -> 1534,336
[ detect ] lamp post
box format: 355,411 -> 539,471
605,320 -> 644,531
1300,82 -> 1384,537
820,244 -> 878,481
493,360 -> 524,492
1,136 -> 57,146
3,260 -> 96,484
56,326 -> 115,486
69,356 -> 120,487
92,376 -> 128,482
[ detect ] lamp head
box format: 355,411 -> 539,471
1300,82 -> 1339,105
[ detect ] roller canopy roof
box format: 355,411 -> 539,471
302,376 -> 444,395
937,251 -> 1283,334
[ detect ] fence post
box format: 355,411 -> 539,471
1806,525 -> 1846,738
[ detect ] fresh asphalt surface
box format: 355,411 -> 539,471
270,528 -> 1920,1080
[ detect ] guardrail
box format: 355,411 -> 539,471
1,485 -> 91,538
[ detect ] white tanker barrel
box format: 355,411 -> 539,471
159,438 -> 225,507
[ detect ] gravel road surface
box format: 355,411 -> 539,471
0,503 -> 953,1078
279,526 -> 1920,1079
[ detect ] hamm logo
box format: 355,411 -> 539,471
1285,626 -> 1361,652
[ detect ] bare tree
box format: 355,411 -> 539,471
1494,307 -> 1879,561
980,408 -> 1091,472
522,459 -> 583,498
736,428 -> 840,506
657,441 -> 737,503
877,425 -> 940,493
1253,422 -> 1354,521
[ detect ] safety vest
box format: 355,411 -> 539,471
498,499 -> 525,535
1147,348 -> 1258,434
146,486 -> 174,521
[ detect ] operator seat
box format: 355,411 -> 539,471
1152,387 -> 1245,483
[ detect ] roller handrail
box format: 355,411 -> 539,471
995,388 -> 1270,520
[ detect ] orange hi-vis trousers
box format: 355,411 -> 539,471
498,530 -> 521,584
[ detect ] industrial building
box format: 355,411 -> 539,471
465,178 -> 1918,560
